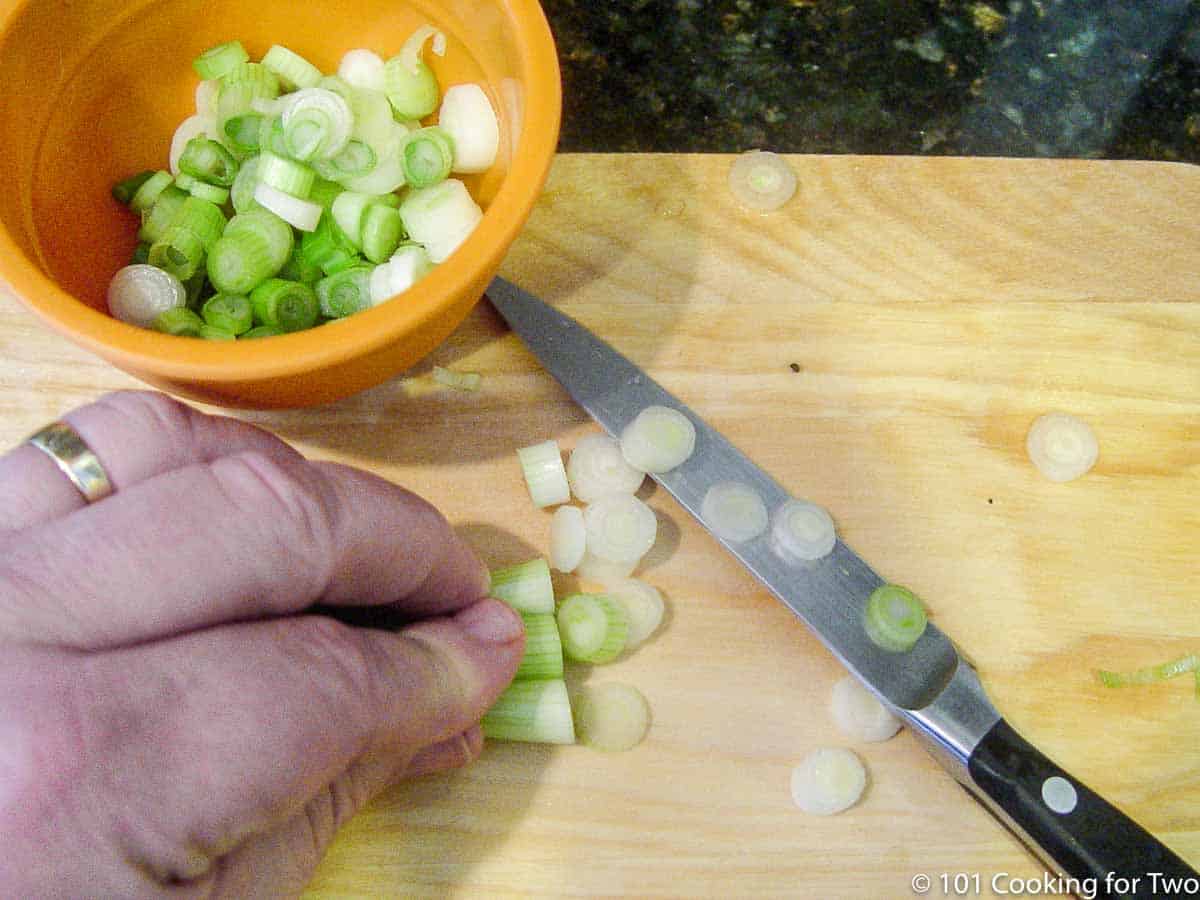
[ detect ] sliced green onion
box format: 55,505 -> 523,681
771,499 -> 837,563
488,558 -> 554,615
701,481 -> 769,543
257,150 -> 315,198
278,246 -> 324,284
220,62 -> 280,98
248,278 -> 319,332
230,154 -> 262,214
220,111 -> 264,155
361,204 -> 403,264
169,115 -> 215,176
199,324 -> 237,341
130,242 -> 151,265
728,150 -> 798,213
329,140 -> 376,178
438,83 -> 499,174
195,79 -> 221,118
178,137 -> 239,187
128,170 -> 173,213
515,613 -> 564,680
112,170 -> 157,206
307,177 -> 345,210
431,365 -> 482,392
339,145 -> 406,194
583,494 -> 658,566
315,264 -> 373,318
574,550 -> 637,582
338,48 -> 386,91
1026,412 -> 1099,483
567,433 -> 646,503
299,213 -> 356,272
830,675 -> 901,743
572,682 -> 650,752
556,593 -> 628,664
261,44 -> 323,91
481,679 -> 575,745
240,324 -> 283,339
173,196 -> 226,249
193,41 -> 249,81
398,178 -> 482,263
257,115 -> 289,158
790,748 -> 867,816
148,226 -> 205,281
549,505 -> 586,574
253,182 -> 322,232
620,405 -> 697,474
368,243 -> 433,304
383,25 -> 445,120
863,584 -> 928,653
182,269 -> 207,310
330,191 -> 376,247
107,264 -> 187,327
517,439 -> 570,508
399,126 -> 454,189
597,577 -> 665,649
209,210 -> 293,293
201,292 -> 253,335
152,306 -> 204,337
186,180 -> 229,205
137,186 -> 188,244
1096,653 -> 1200,689
281,87 -> 353,161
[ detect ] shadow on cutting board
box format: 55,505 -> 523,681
253,155 -> 703,466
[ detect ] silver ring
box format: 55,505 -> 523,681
25,421 -> 114,504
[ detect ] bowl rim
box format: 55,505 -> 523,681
0,0 -> 562,382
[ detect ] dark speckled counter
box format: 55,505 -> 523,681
542,0 -> 1200,163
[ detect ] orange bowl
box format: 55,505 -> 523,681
0,0 -> 560,408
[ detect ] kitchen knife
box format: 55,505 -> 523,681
486,276 -> 1197,896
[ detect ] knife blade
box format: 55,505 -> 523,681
486,275 -> 1196,895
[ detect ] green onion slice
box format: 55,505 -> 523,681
488,558 -> 555,615
201,292 -> 254,335
193,41 -> 250,81
863,584 -> 928,653
178,137 -> 239,187
152,306 -> 204,337
399,126 -> 454,189
248,278 -> 319,332
128,170 -> 174,213
261,44 -> 323,91
113,170 -> 158,206
556,593 -> 629,664
315,264 -> 374,318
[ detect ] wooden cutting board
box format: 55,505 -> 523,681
2,154 -> 1198,897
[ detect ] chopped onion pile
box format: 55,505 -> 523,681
728,150 -> 797,213
790,748 -> 867,815
829,675 -> 901,743
1026,412 -> 1099,483
108,31 -> 501,339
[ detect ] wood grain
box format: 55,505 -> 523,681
1,154 -> 1198,898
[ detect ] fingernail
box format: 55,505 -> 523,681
457,598 -> 524,644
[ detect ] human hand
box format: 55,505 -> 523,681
0,390 -> 524,896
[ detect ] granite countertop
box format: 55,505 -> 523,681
542,0 -> 1200,163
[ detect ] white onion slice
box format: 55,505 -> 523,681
701,481 -> 769,543
583,494 -> 658,564
280,87 -> 354,160
517,439 -> 570,508
574,551 -> 637,581
829,676 -> 901,743
1026,413 -> 1099,483
771,499 -> 837,563
195,79 -> 221,118
598,577 -> 665,648
549,505 -> 586,573
438,83 -> 500,173
620,405 -> 696,474
252,182 -> 322,232
398,179 -> 484,264
398,25 -> 447,73
341,150 -> 407,195
567,433 -> 646,503
169,114 -> 214,175
338,48 -> 386,92
107,264 -> 186,328
728,150 -> 797,212
572,682 -> 651,752
790,748 -> 867,816
368,244 -> 434,305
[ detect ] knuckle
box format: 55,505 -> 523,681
286,617 -> 388,735
211,452 -> 338,592
100,390 -> 201,448
303,769 -> 366,857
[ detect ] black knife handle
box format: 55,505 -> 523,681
968,718 -> 1196,898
